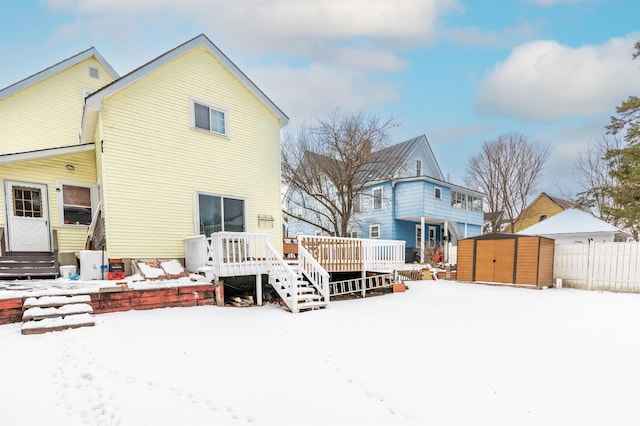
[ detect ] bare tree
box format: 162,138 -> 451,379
465,133 -> 549,233
282,111 -> 397,237
573,135 -> 623,222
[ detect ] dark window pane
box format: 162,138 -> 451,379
223,198 -> 244,232
199,194 -> 221,236
194,103 -> 210,130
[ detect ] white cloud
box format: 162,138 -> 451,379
248,63 -> 401,126
476,34 -> 640,121
48,0 -> 458,49
445,20 -> 539,48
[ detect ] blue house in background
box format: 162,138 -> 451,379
285,135 -> 485,262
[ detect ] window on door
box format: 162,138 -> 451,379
416,225 -> 422,248
198,194 -> 245,236
12,187 -> 42,218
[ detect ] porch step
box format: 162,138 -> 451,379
21,295 -> 95,335
23,295 -> 91,309
22,313 -> 95,335
297,301 -> 328,311
0,252 -> 58,279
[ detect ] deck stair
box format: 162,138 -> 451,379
268,270 -> 328,313
0,252 -> 59,279
21,295 -> 95,335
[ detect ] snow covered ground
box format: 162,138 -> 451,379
1,280 -> 639,426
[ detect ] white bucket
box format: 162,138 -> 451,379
60,265 -> 77,278
556,278 -> 563,289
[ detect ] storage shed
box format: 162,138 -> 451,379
457,233 -> 554,287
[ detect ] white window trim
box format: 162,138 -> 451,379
55,181 -> 99,227
370,224 -> 381,239
434,186 -> 442,199
372,186 -> 383,211
415,224 -> 422,248
190,96 -> 229,137
350,231 -> 358,238
416,158 -> 422,176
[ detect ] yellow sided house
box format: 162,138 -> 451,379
1,35 -> 285,271
1,35 -> 406,313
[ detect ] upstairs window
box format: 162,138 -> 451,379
372,187 -> 383,210
353,193 -> 361,214
434,187 -> 442,199
416,159 -> 422,176
191,98 -> 227,136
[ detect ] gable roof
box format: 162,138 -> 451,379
545,193 -> 576,210
369,135 -> 444,181
0,47 -> 119,100
517,208 -> 628,236
81,34 -> 288,141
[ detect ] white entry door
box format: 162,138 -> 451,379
4,181 -> 51,252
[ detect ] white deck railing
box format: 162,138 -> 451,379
207,232 -> 271,277
298,235 -> 405,272
186,233 -> 406,276
298,243 -> 330,302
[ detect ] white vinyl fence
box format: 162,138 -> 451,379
554,242 -> 640,293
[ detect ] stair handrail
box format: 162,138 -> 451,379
264,239 -> 300,312
297,239 -> 330,303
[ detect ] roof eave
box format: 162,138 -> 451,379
0,47 -> 119,100
0,143 -> 96,164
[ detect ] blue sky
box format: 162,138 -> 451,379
1,0 -> 638,196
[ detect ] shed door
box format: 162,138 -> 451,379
4,181 -> 51,252
475,239 -> 515,284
